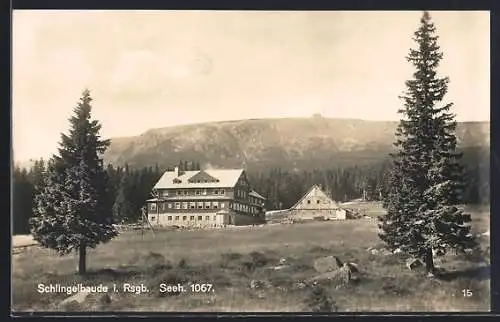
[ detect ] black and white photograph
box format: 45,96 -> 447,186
11,10 -> 490,312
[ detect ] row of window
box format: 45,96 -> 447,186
235,189 -> 247,199
235,190 -> 264,206
303,199 -> 322,204
149,200 -> 261,214
150,201 -> 226,211
230,202 -> 260,214
160,189 -> 226,197
173,178 -> 220,184
150,215 -> 216,222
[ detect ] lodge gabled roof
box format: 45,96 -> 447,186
153,169 -> 244,190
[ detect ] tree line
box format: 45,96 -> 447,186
13,155 -> 488,235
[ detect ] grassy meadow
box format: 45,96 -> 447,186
12,202 -> 490,312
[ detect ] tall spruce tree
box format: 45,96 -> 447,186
378,12 -> 476,275
29,89 -> 118,275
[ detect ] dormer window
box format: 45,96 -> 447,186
173,178 -> 182,184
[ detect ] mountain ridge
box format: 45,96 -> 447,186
102,117 -> 490,171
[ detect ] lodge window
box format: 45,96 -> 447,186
213,202 -> 219,209
214,189 -> 219,195
220,189 -> 225,195
168,203 -> 172,209
205,202 -> 211,209
317,200 -> 320,204
197,202 -> 203,209
151,216 -> 156,221
221,203 -> 225,208
150,204 -> 157,211
176,190 -> 181,195
202,189 -> 207,195
198,216 -> 203,220
175,216 -> 179,220
175,202 -> 180,209
190,202 -> 196,209
195,190 -> 201,195
183,216 -> 187,220
205,216 -> 210,220
182,202 -> 188,209
190,216 -> 195,220
168,216 -> 172,220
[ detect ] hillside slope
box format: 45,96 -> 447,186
103,117 -> 490,170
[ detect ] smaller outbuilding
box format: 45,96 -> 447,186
288,185 -> 346,221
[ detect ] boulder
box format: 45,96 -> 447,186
313,256 -> 343,273
294,282 -> 307,289
306,264 -> 352,286
249,279 -> 271,289
60,291 -> 90,306
59,291 -> 91,311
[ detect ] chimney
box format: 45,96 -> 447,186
174,166 -> 179,176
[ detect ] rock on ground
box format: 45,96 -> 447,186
313,256 -> 343,273
59,291 -> 114,311
249,279 -> 272,289
306,264 -> 352,286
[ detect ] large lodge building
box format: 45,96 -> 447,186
146,167 -> 266,227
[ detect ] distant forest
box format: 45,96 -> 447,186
13,156 -> 489,235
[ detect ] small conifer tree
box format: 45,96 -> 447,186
30,89 -> 118,275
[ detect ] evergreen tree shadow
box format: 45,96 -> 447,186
438,265 -> 490,282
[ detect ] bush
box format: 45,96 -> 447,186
305,285 -> 337,312
248,251 -> 271,267
219,252 -> 244,269
178,258 -> 188,269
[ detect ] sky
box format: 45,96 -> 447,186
12,10 -> 490,161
